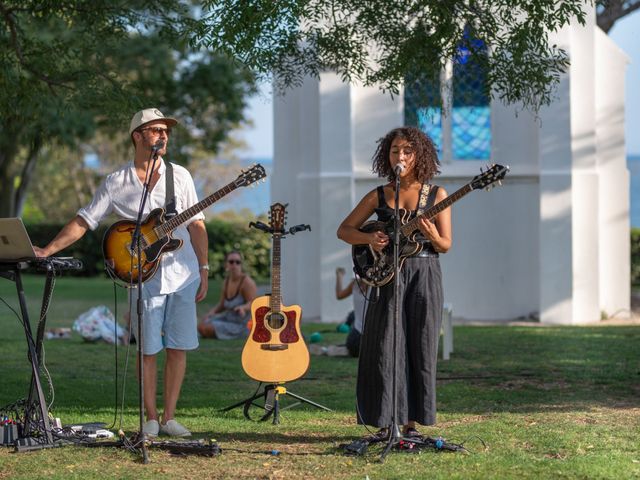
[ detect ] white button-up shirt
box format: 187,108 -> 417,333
78,159 -> 204,296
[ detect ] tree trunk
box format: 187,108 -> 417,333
14,134 -> 43,218
0,121 -> 23,217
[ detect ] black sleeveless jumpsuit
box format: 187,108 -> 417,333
356,184 -> 444,427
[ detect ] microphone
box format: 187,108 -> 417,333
151,140 -> 165,152
394,163 -> 405,175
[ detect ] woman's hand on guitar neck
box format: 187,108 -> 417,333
369,231 -> 389,253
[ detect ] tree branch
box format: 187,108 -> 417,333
597,0 -> 640,32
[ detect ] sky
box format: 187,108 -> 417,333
239,10 -> 640,160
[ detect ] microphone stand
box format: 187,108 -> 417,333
381,167 -> 404,461
130,144 -> 161,464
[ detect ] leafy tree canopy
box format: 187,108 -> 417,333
185,0 -> 588,112
0,0 -> 256,218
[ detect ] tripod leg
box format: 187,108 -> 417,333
284,391 -> 332,412
219,385 -> 271,412
272,391 -> 280,425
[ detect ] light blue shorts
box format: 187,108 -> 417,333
129,280 -> 200,355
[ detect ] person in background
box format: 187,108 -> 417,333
198,251 -> 257,339
335,267 -> 368,357
34,108 -> 209,438
336,126 -> 451,439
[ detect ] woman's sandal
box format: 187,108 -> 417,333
403,427 -> 421,438
365,428 -> 389,442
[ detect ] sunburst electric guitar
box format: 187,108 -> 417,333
241,203 -> 310,383
102,164 -> 266,284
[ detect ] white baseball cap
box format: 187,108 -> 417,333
129,108 -> 178,136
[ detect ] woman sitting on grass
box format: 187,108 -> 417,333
198,251 -> 257,339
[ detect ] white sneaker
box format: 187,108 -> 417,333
142,419 -> 160,437
160,419 -> 191,437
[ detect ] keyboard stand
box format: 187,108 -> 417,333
0,260 -> 55,448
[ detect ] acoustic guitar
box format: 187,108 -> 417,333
352,164 -> 509,287
241,203 -> 310,383
102,164 -> 266,285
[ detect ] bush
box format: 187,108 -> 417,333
26,216 -> 272,281
632,228 -> 640,289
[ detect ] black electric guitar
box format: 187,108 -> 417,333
352,164 -> 509,287
102,164 -> 266,284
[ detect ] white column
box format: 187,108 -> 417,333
595,29 -> 631,317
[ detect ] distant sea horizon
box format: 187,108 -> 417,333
207,157 -> 272,216
211,155 -> 640,227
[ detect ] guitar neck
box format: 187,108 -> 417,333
400,183 -> 473,236
270,235 -> 282,313
155,183 -> 239,237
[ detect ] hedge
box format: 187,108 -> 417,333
632,228 -> 640,289
26,218 -> 272,282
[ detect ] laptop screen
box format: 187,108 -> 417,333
0,218 -> 38,260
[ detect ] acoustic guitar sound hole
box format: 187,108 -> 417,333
267,312 -> 285,329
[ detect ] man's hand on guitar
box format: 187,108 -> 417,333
369,231 -> 389,252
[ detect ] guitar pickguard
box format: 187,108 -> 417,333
252,306 -> 300,344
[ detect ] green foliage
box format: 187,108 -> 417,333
0,1 -> 256,217
25,216 -> 272,281
632,228 -> 640,289
191,0 -> 587,111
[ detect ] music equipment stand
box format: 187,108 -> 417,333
0,258 -> 81,450
220,382 -> 331,424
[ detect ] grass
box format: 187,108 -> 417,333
0,274 -> 639,479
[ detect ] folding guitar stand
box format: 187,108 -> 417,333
220,382 -> 331,424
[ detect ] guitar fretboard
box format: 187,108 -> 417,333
400,183 -> 473,236
270,235 -> 282,313
153,183 -> 238,238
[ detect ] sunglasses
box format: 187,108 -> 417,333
227,259 -> 241,265
141,126 -> 171,136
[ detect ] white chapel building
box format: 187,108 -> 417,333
270,7 -> 630,325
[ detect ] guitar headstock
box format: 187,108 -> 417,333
470,164 -> 509,190
269,202 -> 288,235
234,163 -> 267,188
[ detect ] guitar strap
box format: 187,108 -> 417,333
416,183 -> 440,216
165,161 -> 177,220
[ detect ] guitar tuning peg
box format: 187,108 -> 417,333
498,180 -> 502,186
480,166 -> 484,173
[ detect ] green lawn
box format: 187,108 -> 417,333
0,275 -> 639,479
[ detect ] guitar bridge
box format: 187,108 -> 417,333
260,344 -> 288,351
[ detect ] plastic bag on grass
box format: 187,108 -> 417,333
72,305 -> 125,344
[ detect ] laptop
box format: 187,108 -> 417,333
0,218 -> 39,260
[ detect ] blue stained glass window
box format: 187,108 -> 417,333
452,106 -> 490,160
404,71 -> 441,152
404,27 -> 491,161
452,31 -> 491,160
416,107 -> 442,156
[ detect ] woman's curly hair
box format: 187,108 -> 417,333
371,127 -> 440,182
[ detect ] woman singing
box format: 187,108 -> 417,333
336,126 -> 452,438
